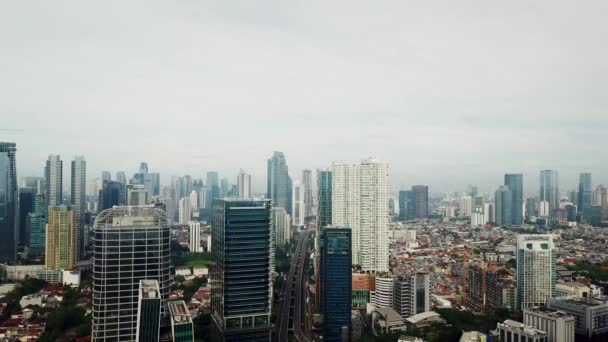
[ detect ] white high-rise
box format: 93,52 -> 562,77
302,169 -> 313,218
71,156 -> 86,259
45,154 -> 63,208
516,234 -> 556,311
460,194 -> 473,217
237,169 -> 251,199
292,181 -> 305,227
272,207 -> 291,247
178,198 -> 191,225
189,221 -> 201,253
332,158 -> 389,272
189,190 -> 198,211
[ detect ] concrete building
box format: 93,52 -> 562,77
127,184 -> 149,205
237,169 -> 251,199
189,221 -> 201,253
302,169 -> 313,218
523,307 -> 575,342
92,206 -> 171,341
45,206 -> 76,270
393,273 -> 430,320
540,170 -> 559,214
332,159 -> 389,271
460,194 -> 473,217
404,311 -> 445,332
71,156 -> 86,259
179,198 -> 191,225
372,274 -> 394,309
555,282 -> 590,298
412,185 -> 429,219
372,307 -> 406,336
168,300 -> 194,342
516,234 -> 556,311
189,190 -> 198,211
483,203 -> 495,224
495,320 -> 548,342
272,207 -> 291,248
267,151 -> 291,214
45,154 -> 63,208
292,180 -> 305,227
547,296 -> 608,338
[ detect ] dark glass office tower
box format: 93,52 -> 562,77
92,206 -> 171,342
18,187 -> 35,246
398,190 -> 415,221
578,173 -> 593,214
412,185 -> 429,219
495,185 -> 513,226
316,169 -> 332,230
98,180 -> 125,211
0,142 -> 18,263
211,199 -> 272,342
540,170 -> 559,213
267,152 -> 290,213
321,227 -> 352,342
136,280 -> 161,342
28,193 -> 46,256
505,174 -> 523,225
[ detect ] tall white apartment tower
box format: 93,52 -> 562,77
237,169 -> 251,199
332,158 -> 389,272
45,154 -> 63,208
302,169 -> 313,217
516,234 -> 557,311
189,221 -> 202,253
292,180 -> 305,227
178,198 -> 191,225
71,156 -> 86,259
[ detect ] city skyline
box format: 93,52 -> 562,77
3,1 -> 608,193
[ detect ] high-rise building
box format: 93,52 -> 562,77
484,202 -> 495,224
539,201 -> 550,218
516,234 -> 556,311
495,185 -> 513,226
316,169 -> 332,230
135,280 -> 161,342
578,173 -> 593,218
206,172 -> 220,210
393,273 -> 430,320
115,171 -> 127,185
321,227 -> 352,342
595,185 -> 608,218
179,198 -> 191,225
540,170 -> 559,214
22,176 -> 45,193
525,198 -> 537,221
398,190 -> 415,221
292,180 -> 305,227
505,174 -> 523,225
71,156 -> 86,259
45,154 -> 63,208
189,221 -> 201,253
332,159 -> 389,271
465,263 -> 488,312
460,194 -> 473,217
102,171 -> 112,183
237,169 -> 251,199
28,192 -> 46,256
18,187 -> 35,246
302,169 -> 313,218
210,199 -> 272,341
45,206 -> 76,270
168,300 -> 194,342
189,190 -> 198,211
99,180 -> 125,211
0,142 -> 18,263
92,206 -> 171,341
371,274 -> 393,308
267,152 -> 291,213
127,184 -> 149,205
272,207 -> 291,248
412,185 -> 429,219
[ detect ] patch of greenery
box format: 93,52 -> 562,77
173,253 -> 213,268
567,261 -> 608,284
38,306 -> 90,342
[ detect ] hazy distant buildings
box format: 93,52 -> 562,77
267,152 -> 291,214
578,173 -> 593,213
516,234 -> 556,311
206,171 -> 220,210
540,170 -> 559,214
237,169 -> 251,199
595,185 -> 608,218
412,185 -> 429,219
0,142 -> 18,263
460,194 -> 473,217
18,187 -> 34,247
211,199 -> 272,341
92,206 -> 171,341
272,207 -> 291,248
292,180 -> 305,227
302,169 -> 313,218
179,198 -> 191,225
45,206 -> 76,270
115,171 -> 126,185
101,171 -> 111,183
98,181 -> 124,211
398,190 -> 415,221
28,192 -> 46,256
127,184 -> 149,206
332,159 -> 389,271
495,186 -> 513,226
71,156 -> 86,259
505,174 -> 523,225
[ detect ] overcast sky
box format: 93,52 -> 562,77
2,1 -> 607,195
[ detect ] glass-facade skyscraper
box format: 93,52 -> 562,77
98,180 -> 124,211
28,192 -> 46,256
505,174 -> 523,225
578,173 -> 593,213
321,227 -> 352,342
92,206 -> 171,341
495,185 -> 513,226
211,199 -> 272,342
412,185 -> 429,219
398,190 -> 415,221
18,187 -> 34,246
316,169 -> 332,230
540,170 -> 559,214
267,152 -> 291,214
0,142 -> 18,263
71,156 -> 86,259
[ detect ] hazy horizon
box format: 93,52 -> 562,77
2,1 -> 607,194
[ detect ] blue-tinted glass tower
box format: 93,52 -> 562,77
28,192 -> 46,256
321,227 -> 352,342
18,187 -> 35,246
505,174 -> 523,225
578,173 -> 593,214
211,199 -> 272,342
0,142 -> 18,263
495,185 -> 513,226
399,190 -> 415,221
